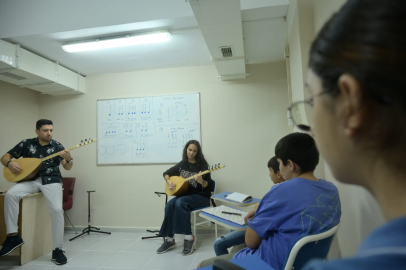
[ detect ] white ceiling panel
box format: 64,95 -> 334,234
0,0 -> 288,76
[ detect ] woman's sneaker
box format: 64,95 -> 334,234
157,240 -> 176,254
52,248 -> 67,265
182,236 -> 196,256
0,234 -> 24,256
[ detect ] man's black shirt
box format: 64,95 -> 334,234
8,137 -> 65,185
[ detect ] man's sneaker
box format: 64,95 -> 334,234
52,248 -> 67,265
0,234 -> 24,256
182,236 -> 196,256
156,240 -> 176,254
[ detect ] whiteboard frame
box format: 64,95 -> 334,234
96,92 -> 202,166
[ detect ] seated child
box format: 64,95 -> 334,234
198,133 -> 341,269
212,156 -> 285,257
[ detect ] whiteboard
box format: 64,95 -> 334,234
97,92 -> 201,165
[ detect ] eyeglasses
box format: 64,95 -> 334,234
288,92 -> 326,132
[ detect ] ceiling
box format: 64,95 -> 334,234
0,0 -> 288,76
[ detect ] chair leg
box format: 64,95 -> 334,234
193,212 -> 197,249
215,223 -> 218,239
64,211 -> 78,234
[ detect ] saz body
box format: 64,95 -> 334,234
3,139 -> 97,183
165,164 -> 225,196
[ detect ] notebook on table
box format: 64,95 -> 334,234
225,192 -> 253,203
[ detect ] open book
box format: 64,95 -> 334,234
202,205 -> 247,225
226,192 -> 252,203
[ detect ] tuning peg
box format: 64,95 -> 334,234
81,140 -> 84,143
211,165 -> 213,170
218,163 -> 220,168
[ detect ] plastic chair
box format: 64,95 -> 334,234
283,223 -> 340,270
62,177 -> 77,234
191,180 -> 217,241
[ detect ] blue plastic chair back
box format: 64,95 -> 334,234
292,234 -> 334,269
283,224 -> 339,270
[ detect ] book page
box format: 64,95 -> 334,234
202,205 -> 247,225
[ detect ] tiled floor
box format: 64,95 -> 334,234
0,232 -> 218,270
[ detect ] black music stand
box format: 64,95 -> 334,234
70,190 -> 111,241
141,192 -> 168,241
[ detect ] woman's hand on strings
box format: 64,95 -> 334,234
166,179 -> 176,190
195,171 -> 203,185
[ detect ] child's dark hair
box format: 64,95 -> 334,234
267,156 -> 279,173
182,140 -> 209,169
275,133 -> 319,173
36,119 -> 53,130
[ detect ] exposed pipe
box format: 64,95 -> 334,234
284,16 -> 294,131
15,44 -> 20,69
19,82 -> 57,89
77,72 -> 80,91
211,56 -> 246,62
217,73 -> 250,80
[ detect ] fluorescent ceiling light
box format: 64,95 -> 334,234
62,31 -> 171,53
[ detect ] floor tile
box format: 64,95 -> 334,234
25,250 -> 83,266
63,238 -> 105,251
66,251 -> 119,268
195,240 -> 216,253
6,265 -> 56,270
61,267 -> 99,270
88,239 -> 136,252
189,252 -> 217,269
124,238 -> 166,253
0,233 -> 219,270
101,251 -> 156,269
144,251 -> 197,270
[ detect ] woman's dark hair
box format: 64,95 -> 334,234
309,0 -> 406,149
310,0 -> 406,102
182,140 -> 209,169
267,156 -> 279,173
36,119 -> 53,130
275,133 -> 319,174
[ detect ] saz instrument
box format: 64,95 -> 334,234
165,164 -> 225,196
4,139 -> 97,183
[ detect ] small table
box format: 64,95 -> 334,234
212,191 -> 261,206
0,192 -> 52,265
199,207 -> 248,232
197,255 -> 275,270
199,192 -> 261,237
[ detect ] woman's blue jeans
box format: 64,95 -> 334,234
159,194 -> 210,237
214,230 -> 246,256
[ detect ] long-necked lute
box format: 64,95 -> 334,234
165,164 -> 225,196
3,139 -> 97,183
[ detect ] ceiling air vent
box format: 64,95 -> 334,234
220,46 -> 233,58
0,72 -> 27,80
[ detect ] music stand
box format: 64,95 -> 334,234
141,192 -> 168,241
70,190 -> 111,241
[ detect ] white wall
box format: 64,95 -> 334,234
38,62 -> 290,229
0,81 -> 40,191
286,0 -> 325,180
287,0 -> 386,258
